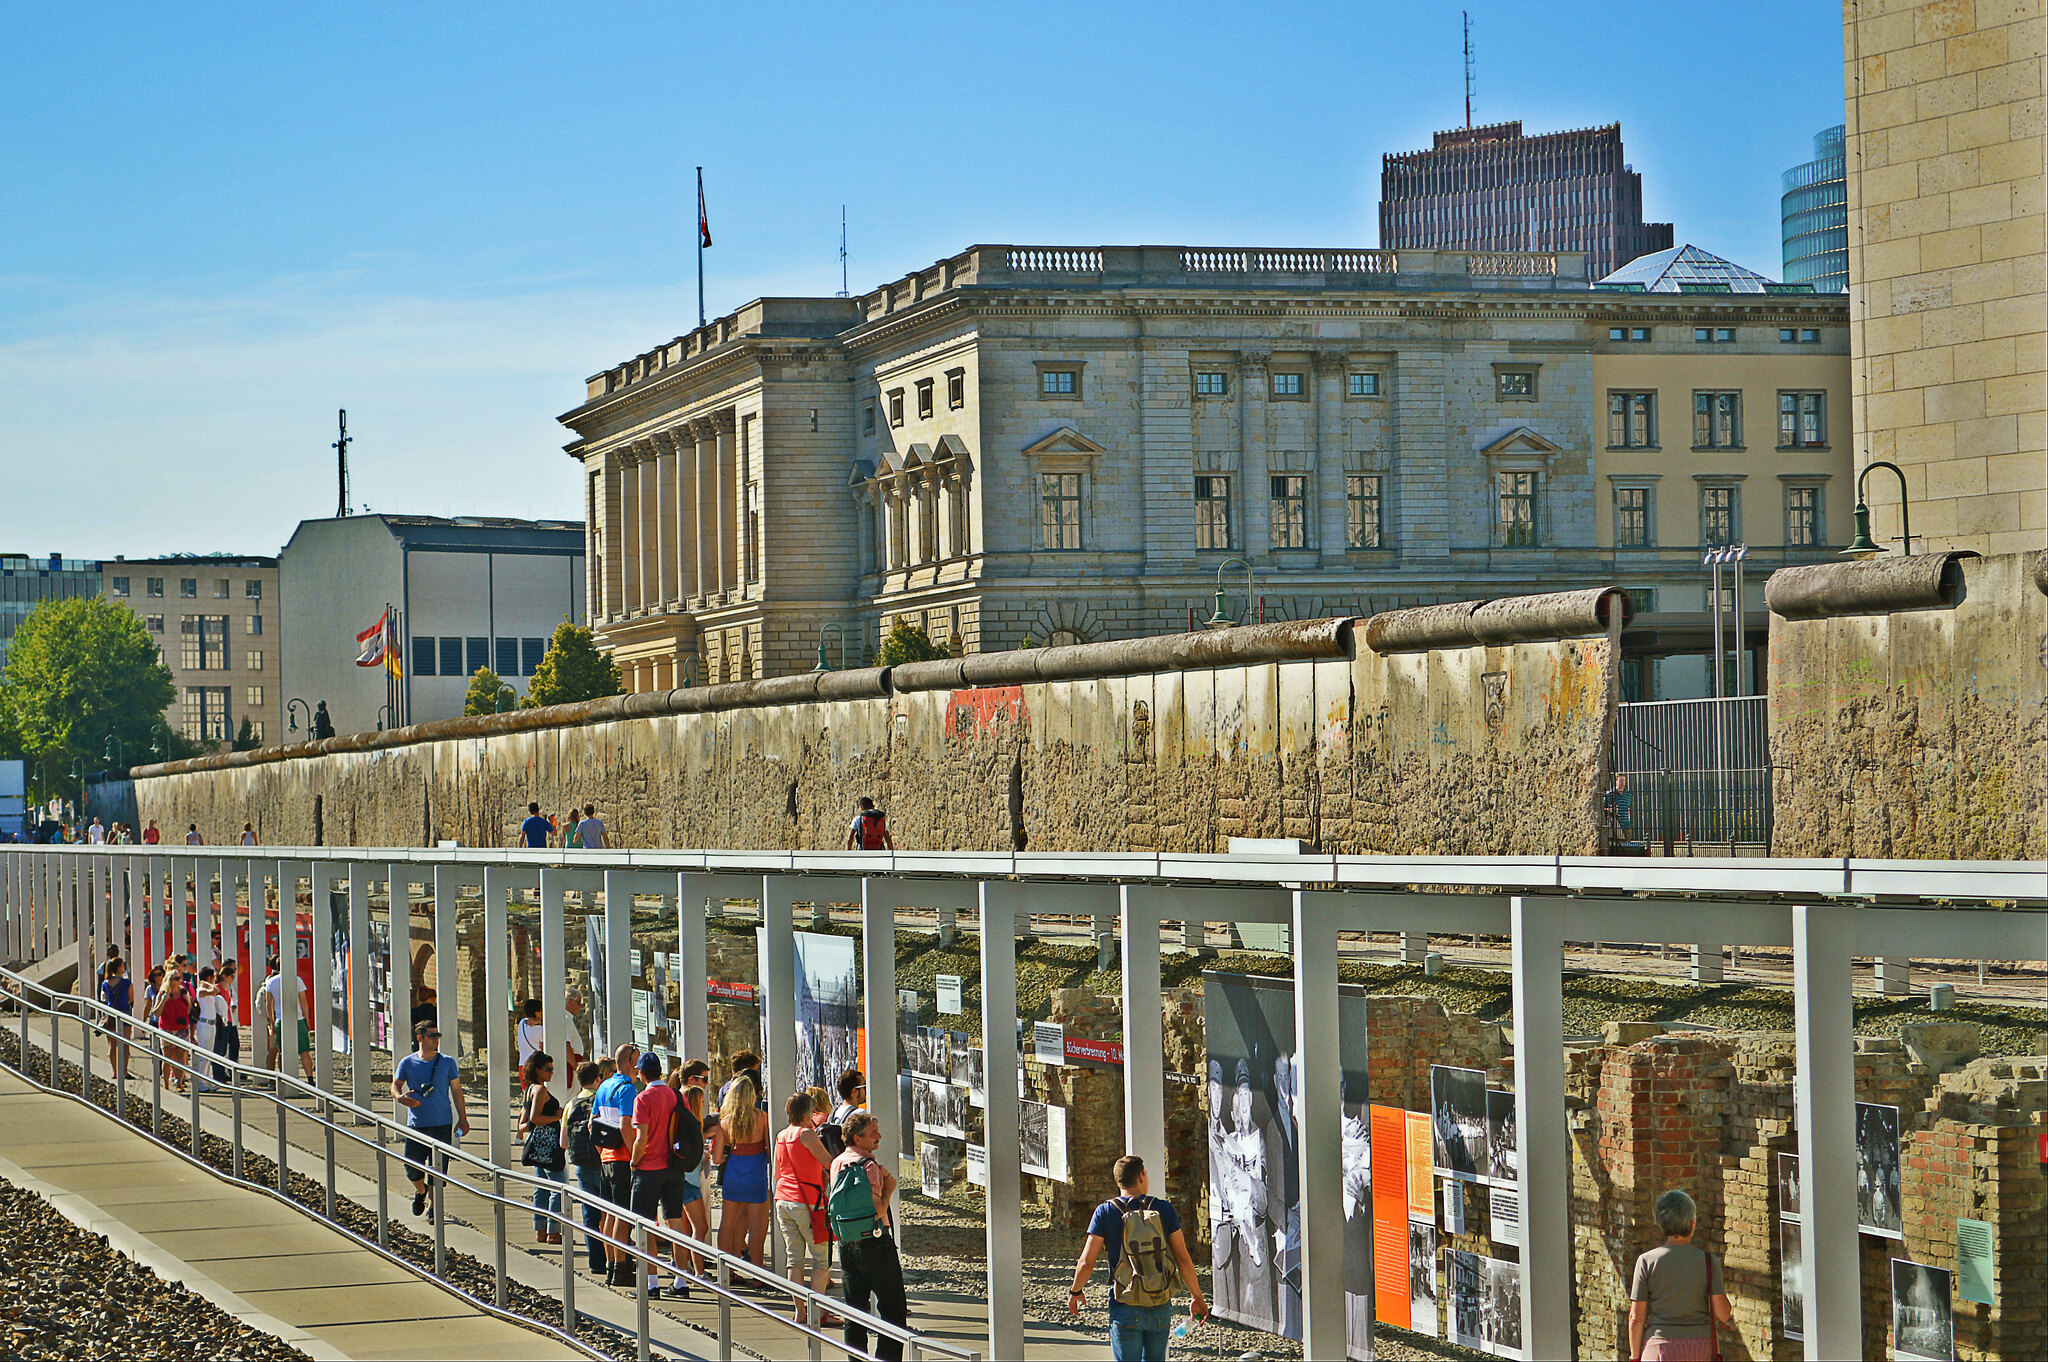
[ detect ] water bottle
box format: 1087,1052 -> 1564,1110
1170,1312 -> 1195,1342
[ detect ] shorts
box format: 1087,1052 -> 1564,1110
631,1167 -> 688,1219
600,1160 -> 634,1207
274,1019 -> 313,1055
402,1124 -> 454,1181
680,1171 -> 703,1206
776,1200 -> 828,1277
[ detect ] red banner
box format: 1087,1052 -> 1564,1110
706,979 -> 754,1003
1064,1036 -> 1124,1065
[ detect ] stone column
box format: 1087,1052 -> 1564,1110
1313,351 -> 1348,564
617,447 -> 641,612
674,424 -> 700,603
693,422 -> 716,604
637,441 -> 660,614
714,410 -> 738,598
1236,352 -> 1270,560
652,430 -> 679,607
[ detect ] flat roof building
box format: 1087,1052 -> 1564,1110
102,555 -> 281,749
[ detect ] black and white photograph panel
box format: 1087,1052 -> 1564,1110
1891,1259 -> 1954,1362
1019,1099 -> 1051,1179
1485,1255 -> 1523,1359
1780,1219 -> 1804,1342
942,1082 -> 969,1140
949,1038 -> 970,1088
1486,1088 -> 1517,1185
1431,1064 -> 1489,1183
912,1076 -> 953,1137
793,931 -> 859,1094
1856,1101 -> 1903,1239
919,1139 -> 943,1200
1777,1150 -> 1800,1221
1409,1221 -> 1440,1340
965,1046 -> 986,1108
1448,1249 -> 1485,1352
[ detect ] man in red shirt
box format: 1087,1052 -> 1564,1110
627,1051 -> 690,1298
142,820 -> 161,845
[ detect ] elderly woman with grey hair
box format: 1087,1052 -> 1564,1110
1628,1189 -> 1732,1361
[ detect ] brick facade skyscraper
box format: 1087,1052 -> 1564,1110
1379,121 -> 1672,280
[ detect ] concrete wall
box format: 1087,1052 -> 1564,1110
131,626 -> 1617,856
1768,550 -> 2047,858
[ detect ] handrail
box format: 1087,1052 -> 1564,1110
0,960 -> 977,1362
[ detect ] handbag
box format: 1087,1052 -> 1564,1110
519,1087 -> 565,1171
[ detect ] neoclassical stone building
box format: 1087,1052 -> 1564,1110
560,245 -> 1848,694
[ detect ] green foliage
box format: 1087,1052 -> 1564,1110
0,597 -> 176,801
463,667 -> 516,716
232,716 -> 261,751
874,620 -> 947,667
522,621 -> 621,708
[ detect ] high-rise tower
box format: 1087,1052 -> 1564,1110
1781,125 -> 1847,293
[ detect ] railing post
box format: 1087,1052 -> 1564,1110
232,1087 -> 244,1179
433,1163 -> 447,1276
376,1141 -> 389,1249
493,1169 -> 508,1308
636,1219 -> 651,1362
276,1087 -> 290,1197
717,1256 -> 733,1362
561,1178 -> 577,1331
323,1096 -> 337,1218
188,1052 -> 201,1156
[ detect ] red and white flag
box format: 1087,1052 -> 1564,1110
355,610 -> 389,668
697,168 -> 712,249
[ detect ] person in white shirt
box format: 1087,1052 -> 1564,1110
86,818 -> 105,844
184,824 -> 203,845
262,957 -> 315,1080
516,998 -> 546,1070
239,822 -> 258,846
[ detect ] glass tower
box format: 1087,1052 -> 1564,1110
1782,125 -> 1847,293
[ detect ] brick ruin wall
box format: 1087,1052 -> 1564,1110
132,633 -> 1616,857
1769,551 -> 2047,859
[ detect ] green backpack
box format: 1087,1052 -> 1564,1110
826,1158 -> 881,1242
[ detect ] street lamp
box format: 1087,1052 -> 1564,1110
1841,460 -> 1912,559
1207,558 -> 1255,629
103,735 -> 125,773
150,720 -> 170,757
813,621 -> 847,673
376,702 -> 393,731
286,698 -> 311,733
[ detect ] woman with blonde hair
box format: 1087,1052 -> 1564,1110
715,1072 -> 772,1269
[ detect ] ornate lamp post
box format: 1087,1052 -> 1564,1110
1206,558 -> 1255,629
1841,460 -> 1912,559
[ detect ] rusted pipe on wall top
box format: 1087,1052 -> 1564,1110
1765,552 -> 1975,620
1362,587 -> 1629,654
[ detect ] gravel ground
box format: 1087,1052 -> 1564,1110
0,1177 -> 310,1362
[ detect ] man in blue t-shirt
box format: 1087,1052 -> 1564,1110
520,802 -> 552,848
391,1020 -> 468,1217
1067,1154 -> 1206,1361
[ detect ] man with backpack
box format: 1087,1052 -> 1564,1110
1067,1154 -> 1207,1362
845,796 -> 894,851
592,1042 -> 642,1285
826,1110 -> 907,1361
564,1061 -> 607,1274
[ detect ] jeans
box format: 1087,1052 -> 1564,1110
211,1022 -> 237,1082
841,1233 -> 908,1362
1108,1300 -> 1174,1362
531,1163 -> 565,1235
575,1163 -> 606,1270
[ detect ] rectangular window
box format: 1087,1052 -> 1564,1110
180,578 -> 198,598
863,404 -> 876,435
440,637 -> 463,677
1608,392 -> 1656,448
245,580 -> 262,599
947,369 -> 965,409
466,637 -> 489,675
1496,472 -> 1539,547
110,576 -> 130,596
1608,326 -> 1651,342
1348,371 -> 1381,396
1270,371 -> 1304,398
1693,391 -> 1742,448
1345,474 -> 1383,549
182,687 -> 231,743
1800,327 -> 1819,343
413,637 -> 436,676
1614,486 -> 1652,547
495,637 -> 518,677
1040,368 -> 1079,397
245,685 -> 265,708
1780,327 -> 1822,344
522,637 -> 547,676
145,614 -> 164,633
1694,327 -> 1737,344
887,390 -> 904,426
1038,473 -> 1082,550
1787,486 -> 1823,547
1194,371 -> 1229,396
915,378 -> 934,419
1194,475 -> 1232,550
245,650 -> 263,671
1778,391 -> 1826,448
146,577 -> 164,597
1701,485 -> 1740,546
213,578 -> 230,599
1269,474 -> 1308,549
247,614 -> 263,635
1495,368 -> 1537,400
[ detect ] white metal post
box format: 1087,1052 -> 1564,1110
602,870 -> 632,1061
433,865 -> 459,1066
1292,890 -> 1347,1361
978,880 -> 1025,1362
387,864 -> 413,1118
1512,895 -> 1571,1361
1117,885 -> 1168,1191
1794,902 -> 1861,1360
484,865 -> 513,1167
1874,957 -> 1911,995
677,873 -> 709,1063
539,868 -> 569,1107
310,863 -> 335,1096
859,878 -> 901,1228
1691,938 -> 1724,985
348,861 -> 372,1111
761,874 -> 799,1277
276,862 -> 303,1084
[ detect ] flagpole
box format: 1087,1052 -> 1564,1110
696,166 -> 707,328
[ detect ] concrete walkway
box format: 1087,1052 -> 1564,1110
0,1067 -> 582,1362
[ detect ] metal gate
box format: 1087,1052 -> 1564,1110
1610,695 -> 1771,847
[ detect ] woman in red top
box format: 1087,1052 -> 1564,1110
772,1091 -> 838,1325
150,968 -> 195,1093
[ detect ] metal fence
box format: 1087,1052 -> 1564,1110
1611,695 -> 1771,847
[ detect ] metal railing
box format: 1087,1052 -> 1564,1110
1612,695 -> 1772,846
0,962 -> 974,1362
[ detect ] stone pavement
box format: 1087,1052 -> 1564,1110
0,1066 -> 581,1362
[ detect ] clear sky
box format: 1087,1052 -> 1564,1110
1,2 -> 1846,561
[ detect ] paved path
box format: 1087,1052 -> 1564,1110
0,1067 -> 582,1362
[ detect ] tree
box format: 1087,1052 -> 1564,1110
0,597 -> 175,803
232,716 -> 262,751
875,619 -> 948,667
522,621 -> 621,708
463,667 -> 516,716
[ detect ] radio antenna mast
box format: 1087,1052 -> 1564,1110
333,409 -> 352,518
1463,11 -> 1474,129
836,205 -> 850,297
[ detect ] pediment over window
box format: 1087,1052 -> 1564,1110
1021,426 -> 1107,460
1479,425 -> 1563,465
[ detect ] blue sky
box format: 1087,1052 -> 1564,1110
2,2 -> 1846,560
